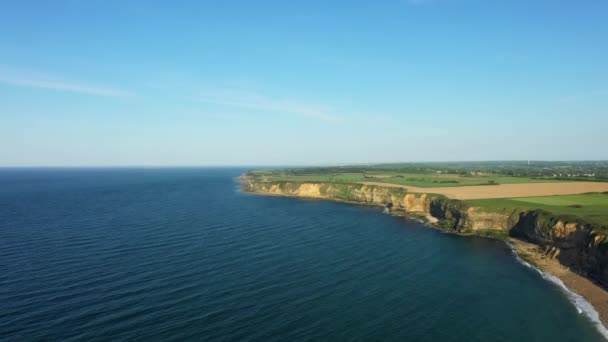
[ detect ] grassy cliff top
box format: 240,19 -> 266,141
250,170 -> 584,188
249,171 -> 568,188
465,193 -> 608,227
248,161 -> 608,188
246,162 -> 608,227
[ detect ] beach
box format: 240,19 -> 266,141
511,238 -> 608,335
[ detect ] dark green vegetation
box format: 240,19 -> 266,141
248,161 -> 608,188
466,193 -> 608,227
251,172 -> 568,188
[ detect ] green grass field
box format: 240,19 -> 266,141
250,171 -> 566,188
466,193 -> 608,226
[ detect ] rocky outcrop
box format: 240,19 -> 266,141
428,197 -> 469,230
510,210 -> 608,287
466,208 -> 514,230
245,180 -> 509,231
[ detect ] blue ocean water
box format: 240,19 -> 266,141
0,168 -> 604,341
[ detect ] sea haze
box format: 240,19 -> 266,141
0,168 -> 604,341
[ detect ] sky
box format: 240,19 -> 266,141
1,0 -> 607,166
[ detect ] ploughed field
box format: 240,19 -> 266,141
359,181 -> 608,200
252,170 -> 608,199
357,182 -> 608,226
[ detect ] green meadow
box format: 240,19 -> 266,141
466,193 -> 608,226
250,170 -> 566,188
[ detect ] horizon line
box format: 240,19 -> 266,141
1,159 -> 607,169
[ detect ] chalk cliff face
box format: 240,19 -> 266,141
244,179 -> 608,287
246,181 -> 429,211
245,181 -> 510,231
510,211 -> 608,287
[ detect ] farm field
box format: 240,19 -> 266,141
358,181 -> 608,200
466,193 -> 608,226
251,171 -> 567,188
249,166 -> 608,227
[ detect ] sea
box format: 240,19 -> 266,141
0,168 -> 605,341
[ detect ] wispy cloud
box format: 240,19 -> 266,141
0,68 -> 134,97
195,89 -> 342,122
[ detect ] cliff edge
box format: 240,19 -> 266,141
243,178 -> 608,289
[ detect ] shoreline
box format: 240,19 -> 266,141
510,239 -> 608,333
241,183 -> 608,334
381,205 -> 608,333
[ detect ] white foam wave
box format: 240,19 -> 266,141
508,243 -> 608,340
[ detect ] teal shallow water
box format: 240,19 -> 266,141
0,168 -> 604,341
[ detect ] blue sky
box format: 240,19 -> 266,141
1,0 -> 606,166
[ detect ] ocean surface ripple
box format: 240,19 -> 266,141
0,168 -> 604,341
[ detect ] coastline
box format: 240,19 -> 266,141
386,207 -> 608,333
419,211 -> 608,333
510,239 -> 608,333
239,176 -> 608,334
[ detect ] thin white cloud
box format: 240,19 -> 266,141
196,89 -> 342,122
0,68 -> 134,97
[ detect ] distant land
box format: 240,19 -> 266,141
242,160 -> 608,327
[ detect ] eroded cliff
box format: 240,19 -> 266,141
510,210 -> 608,287
244,180 -> 511,231
243,179 -> 608,287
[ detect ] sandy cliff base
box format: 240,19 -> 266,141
511,239 -> 608,331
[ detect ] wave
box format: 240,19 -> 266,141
508,243 -> 608,340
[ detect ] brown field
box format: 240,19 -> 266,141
364,174 -> 393,179
358,181 -> 608,200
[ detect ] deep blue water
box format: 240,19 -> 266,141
0,168 -> 604,341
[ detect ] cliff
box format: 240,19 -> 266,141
244,180 -> 512,232
243,179 -> 608,287
510,210 -> 608,287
